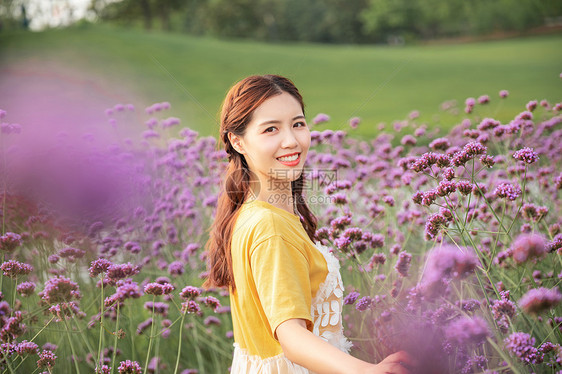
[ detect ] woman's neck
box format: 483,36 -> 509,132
247,180 -> 295,216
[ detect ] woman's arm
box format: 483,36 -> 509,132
276,319 -> 414,374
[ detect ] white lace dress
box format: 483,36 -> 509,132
230,242 -> 353,373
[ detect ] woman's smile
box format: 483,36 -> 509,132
276,152 -> 301,166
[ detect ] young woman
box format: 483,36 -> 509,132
204,75 -> 414,374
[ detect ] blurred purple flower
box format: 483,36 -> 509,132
312,113 -> 330,125
0,232 -> 23,252
518,287 -> 562,315
477,95 -> 490,104
349,117 -> 360,128
421,245 -> 479,297
510,233 -> 547,264
445,316 -> 490,346
356,296 -> 373,311
395,252 -> 412,277
16,281 -> 36,297
344,291 -> 360,305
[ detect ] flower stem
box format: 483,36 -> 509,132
111,302 -> 121,374
64,318 -> 82,374
173,311 -> 187,374
143,296 -> 156,374
98,279 -> 104,370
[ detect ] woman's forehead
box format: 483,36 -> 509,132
251,93 -> 304,121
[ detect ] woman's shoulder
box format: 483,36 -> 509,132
234,200 -> 301,241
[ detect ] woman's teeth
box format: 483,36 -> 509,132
277,154 -> 299,162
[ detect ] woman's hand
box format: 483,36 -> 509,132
360,351 -> 416,374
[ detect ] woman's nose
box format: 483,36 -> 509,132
281,128 -> 298,148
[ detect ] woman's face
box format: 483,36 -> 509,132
229,92 -> 310,192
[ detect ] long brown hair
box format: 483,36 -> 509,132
203,74 -> 318,291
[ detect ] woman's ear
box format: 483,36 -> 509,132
228,133 -> 245,154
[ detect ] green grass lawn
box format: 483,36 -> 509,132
1,24 -> 560,138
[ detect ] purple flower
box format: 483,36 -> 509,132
142,130 -> 160,139
332,192 -> 348,205
15,340 -> 39,355
312,113 -> 330,124
477,95 -> 490,104
451,150 -> 471,167
89,259 -> 113,277
167,261 -> 184,276
510,233 -> 547,264
494,182 -> 521,201
180,286 -> 201,300
181,300 -> 201,314
96,365 -> 111,374
204,316 -> 221,326
356,296 -> 373,311
59,247 -> 86,261
349,117 -> 360,128
400,135 -> 417,146
107,263 -> 140,280
0,232 -> 23,252
463,141 -> 487,156
490,290 -> 516,333
436,180 -> 456,197
394,252 -> 412,277
424,213 -> 447,240
201,296 -> 221,311
504,332 -> 542,364
421,245 -> 479,297
499,90 -> 509,98
518,287 -> 562,315
456,180 -> 473,195
117,360 -> 142,374
324,180 -> 353,195
445,316 -> 490,346
1,260 -> 33,278
161,117 -> 181,128
330,216 -> 352,231
144,301 -> 169,316
144,282 -> 174,296
0,122 -> 22,134
526,100 -> 538,112
136,318 -> 153,334
344,291 -> 360,305
48,301 -> 83,321
39,276 -> 81,304
429,137 -> 450,151
37,350 -> 57,369
16,281 -> 36,297
513,147 -> 539,164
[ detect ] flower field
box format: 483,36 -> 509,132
0,80 -> 561,373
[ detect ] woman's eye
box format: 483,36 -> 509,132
264,126 -> 276,133
294,122 -> 306,127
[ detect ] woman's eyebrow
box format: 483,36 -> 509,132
258,115 -> 306,127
